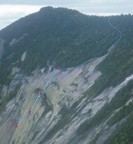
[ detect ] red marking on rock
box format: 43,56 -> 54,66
37,88 -> 41,93
56,67 -> 61,70
15,124 -> 18,129
28,109 -> 32,115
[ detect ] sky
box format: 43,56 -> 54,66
0,0 -> 133,30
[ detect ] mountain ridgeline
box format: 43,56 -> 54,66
0,7 -> 133,144
0,7 -> 118,84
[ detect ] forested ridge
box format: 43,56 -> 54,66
0,7 -> 118,84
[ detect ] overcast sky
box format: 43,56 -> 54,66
0,0 -> 133,30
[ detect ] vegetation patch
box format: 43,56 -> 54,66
105,114 -> 133,144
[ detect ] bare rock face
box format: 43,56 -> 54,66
0,49 -> 122,144
0,55 -> 101,144
0,51 -> 132,144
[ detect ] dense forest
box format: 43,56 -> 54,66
88,14 -> 133,97
0,7 -> 118,84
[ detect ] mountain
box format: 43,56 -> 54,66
0,7 -> 133,144
0,7 -> 118,84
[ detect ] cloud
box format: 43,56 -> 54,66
0,0 -> 133,7
0,5 -> 44,29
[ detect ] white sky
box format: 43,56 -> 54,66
0,0 -> 133,30
0,5 -> 44,30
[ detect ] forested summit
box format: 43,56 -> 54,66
0,7 -> 129,84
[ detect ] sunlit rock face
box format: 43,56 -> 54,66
0,55 -> 102,144
1,52 -> 133,144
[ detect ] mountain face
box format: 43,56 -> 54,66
0,7 -> 118,84
0,7 -> 133,144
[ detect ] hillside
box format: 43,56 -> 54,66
0,7 -> 118,84
0,7 -> 133,144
